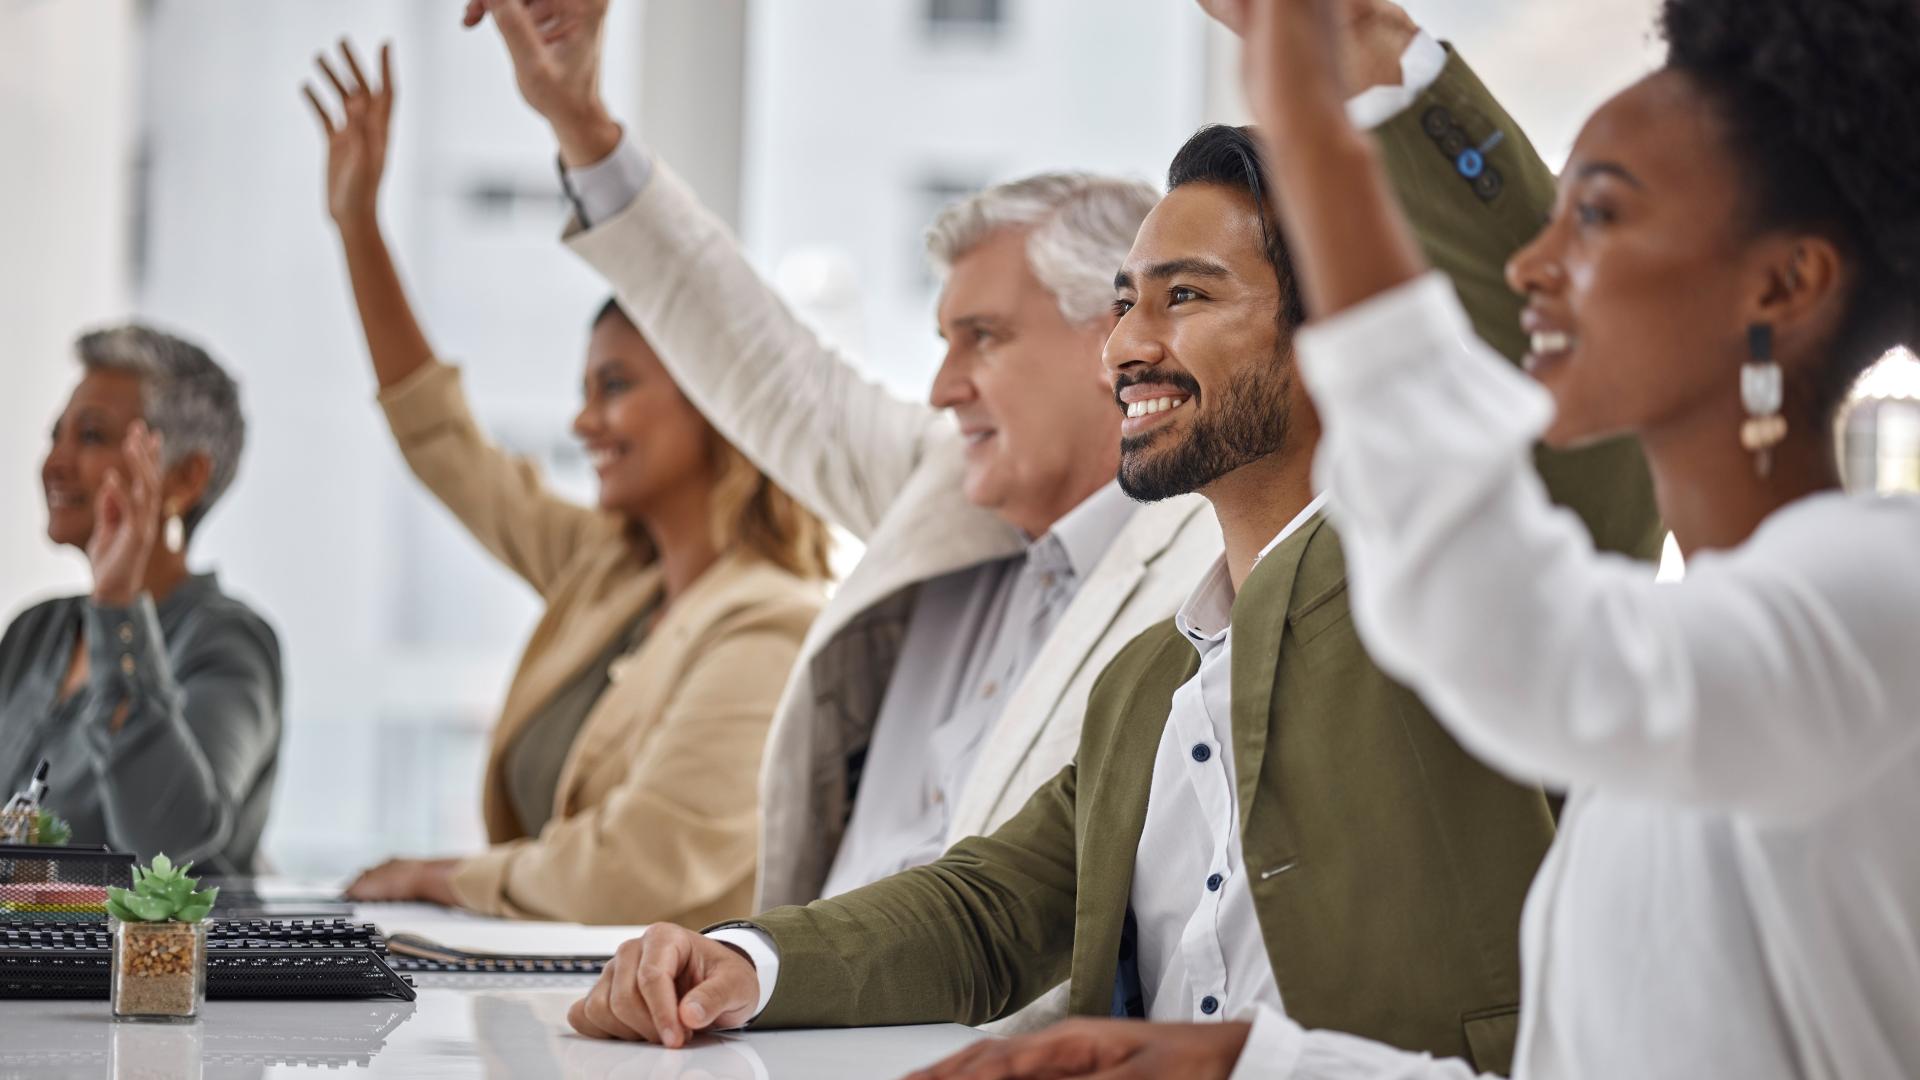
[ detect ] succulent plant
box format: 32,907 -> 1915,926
31,810 -> 71,846
106,853 -> 219,924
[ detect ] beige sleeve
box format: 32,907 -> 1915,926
377,361 -> 610,599
447,594 -> 816,924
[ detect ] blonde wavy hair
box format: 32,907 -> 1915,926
703,435 -> 834,581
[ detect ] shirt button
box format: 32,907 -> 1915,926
1200,995 -> 1220,1016
117,623 -> 134,644
980,680 -> 998,699
1206,873 -> 1223,892
120,655 -> 136,676
1190,743 -> 1211,764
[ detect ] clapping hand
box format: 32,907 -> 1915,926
302,39 -> 394,231
88,422 -> 164,609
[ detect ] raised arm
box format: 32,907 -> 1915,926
467,0 -> 941,540
305,40 -> 604,596
1238,3 -> 1916,818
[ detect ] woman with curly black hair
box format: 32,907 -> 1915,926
910,0 -> 1920,1077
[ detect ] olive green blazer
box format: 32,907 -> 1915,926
729,49 -> 1663,1075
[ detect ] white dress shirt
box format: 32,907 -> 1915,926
1133,495 -> 1327,1023
1223,272 -> 1920,1079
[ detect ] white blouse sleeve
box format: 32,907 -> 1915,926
1229,1005 -> 1495,1080
1294,273 -> 1920,822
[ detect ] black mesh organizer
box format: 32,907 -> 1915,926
0,843 -> 134,922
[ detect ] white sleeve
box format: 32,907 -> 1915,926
1229,1005 -> 1494,1080
1345,31 -> 1448,130
704,926 -> 779,1025
1295,272 -> 1920,822
561,135 -> 656,228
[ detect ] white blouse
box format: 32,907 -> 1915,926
1227,273 -> 1920,1080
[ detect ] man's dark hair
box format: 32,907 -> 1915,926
1166,124 -> 1307,331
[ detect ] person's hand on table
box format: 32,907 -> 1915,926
567,924 -> 760,1048
461,0 -> 622,167
903,1018 -> 1252,1080
343,857 -> 462,906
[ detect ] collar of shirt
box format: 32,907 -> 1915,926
1026,480 -> 1136,583
1174,492 -> 1330,650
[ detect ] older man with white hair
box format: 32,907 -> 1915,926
463,0 -> 1223,936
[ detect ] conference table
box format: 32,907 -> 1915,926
0,889 -> 991,1079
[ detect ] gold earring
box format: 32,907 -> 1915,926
163,502 -> 185,553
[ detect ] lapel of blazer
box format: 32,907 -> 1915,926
1228,512 -> 1329,828
485,541 -> 663,834
805,435 -> 1024,657
555,553 -> 763,812
950,494 -> 1210,839
1070,629 -> 1200,1014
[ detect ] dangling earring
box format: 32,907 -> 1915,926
1741,324 -> 1788,478
163,503 -> 185,554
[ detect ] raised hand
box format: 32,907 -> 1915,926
1195,0 -> 1417,102
462,0 -> 620,166
302,39 -> 395,231
566,924 -> 760,1047
902,1017 -> 1252,1080
89,422 -> 165,609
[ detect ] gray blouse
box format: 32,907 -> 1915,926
0,574 -> 282,874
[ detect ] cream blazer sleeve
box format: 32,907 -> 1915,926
378,360 -> 610,600
446,587 -> 819,924
565,164 -> 941,542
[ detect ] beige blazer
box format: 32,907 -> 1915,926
377,362 -> 824,925
567,165 -> 1224,911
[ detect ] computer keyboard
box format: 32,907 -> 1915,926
0,918 -> 415,1001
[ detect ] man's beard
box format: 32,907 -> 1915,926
1116,353 -> 1293,502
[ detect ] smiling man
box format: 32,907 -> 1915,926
554,5 -> 1663,1074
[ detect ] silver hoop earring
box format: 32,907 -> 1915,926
1740,324 -> 1787,478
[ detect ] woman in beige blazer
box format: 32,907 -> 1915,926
306,44 -> 830,924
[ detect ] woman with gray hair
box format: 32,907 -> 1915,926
0,326 -> 282,874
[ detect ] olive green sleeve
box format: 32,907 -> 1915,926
736,761 -> 1081,1029
1376,48 -> 1663,561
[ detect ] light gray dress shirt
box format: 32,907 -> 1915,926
820,480 -> 1137,897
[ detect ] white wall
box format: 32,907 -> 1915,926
0,0 -> 138,612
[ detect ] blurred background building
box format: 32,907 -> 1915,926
3,0 -> 1905,877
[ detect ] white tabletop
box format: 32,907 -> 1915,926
0,891 -> 991,1078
